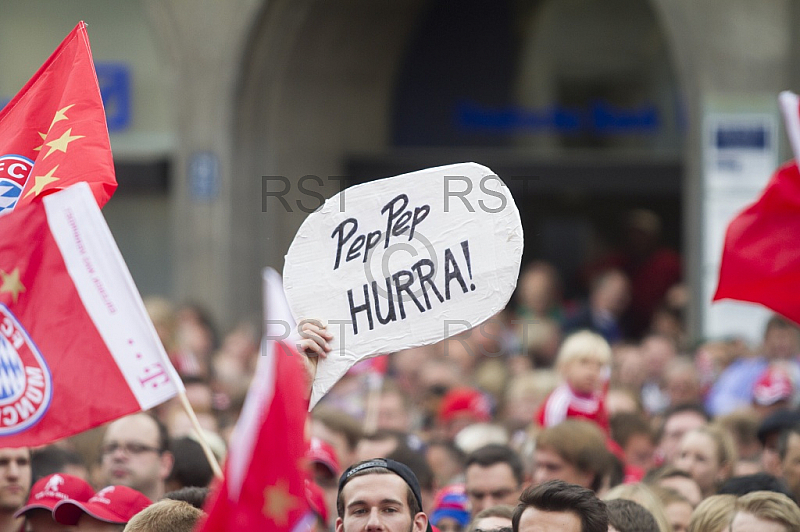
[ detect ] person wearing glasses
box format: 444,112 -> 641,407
464,445 -> 525,516
99,414 -> 174,502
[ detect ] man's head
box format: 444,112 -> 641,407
376,383 -> 412,432
122,499 -> 203,532
467,505 -> 513,532
589,269 -> 630,318
100,414 -> 174,501
605,499 -> 657,532
512,480 -> 607,532
645,466 -> 702,507
336,459 -> 428,532
52,485 -> 152,532
464,445 -> 524,515
686,494 -> 735,532
778,425 -> 800,502
656,404 -> 709,464
763,315 -> 800,361
0,447 -> 31,515
610,412 -> 655,472
758,409 -> 800,477
533,420 -> 609,492
312,406 -> 363,469
30,446 -> 88,483
15,473 -> 94,532
354,429 -> 408,464
730,490 -> 800,532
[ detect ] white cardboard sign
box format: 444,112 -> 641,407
283,162 -> 523,408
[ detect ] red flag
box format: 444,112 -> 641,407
0,21 -> 116,214
0,183 -> 182,447
713,161 -> 800,324
199,340 -> 312,531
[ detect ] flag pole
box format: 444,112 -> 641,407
362,372 -> 384,435
177,391 -> 224,479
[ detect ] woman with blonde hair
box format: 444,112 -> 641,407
687,494 -> 736,532
674,425 -> 737,498
603,482 -> 671,532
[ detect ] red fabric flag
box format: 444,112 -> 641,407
0,21 -> 116,214
0,183 -> 182,447
713,161 -> 800,324
199,340 -> 312,532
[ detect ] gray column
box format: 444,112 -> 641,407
142,0 -> 263,328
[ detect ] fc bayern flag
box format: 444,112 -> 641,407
199,271 -> 312,532
0,182 -> 182,447
713,161 -> 800,324
0,21 -> 116,214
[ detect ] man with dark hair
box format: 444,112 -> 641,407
758,409 -> 800,476
718,472 -> 795,500
511,480 -> 607,532
100,413 -> 174,501
355,429 -> 410,464
162,487 -> 209,509
0,448 -> 31,532
30,445 -> 87,483
426,440 -> 466,488
655,403 -> 709,465
336,458 -> 429,532
778,424 -> 800,502
605,499 -> 657,532
464,445 -> 524,515
165,437 -> 213,491
609,412 -> 655,472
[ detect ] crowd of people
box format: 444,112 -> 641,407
3,207 -> 800,532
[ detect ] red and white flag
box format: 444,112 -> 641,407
0,21 -> 116,214
199,269 -> 312,532
0,182 -> 182,447
713,91 -> 800,324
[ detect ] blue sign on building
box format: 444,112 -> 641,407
0,61 -> 131,132
188,151 -> 220,202
95,62 -> 131,132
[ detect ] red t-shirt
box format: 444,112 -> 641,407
535,383 -> 609,432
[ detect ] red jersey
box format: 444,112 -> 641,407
535,383 -> 609,432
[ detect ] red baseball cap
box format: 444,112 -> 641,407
307,437 -> 341,477
14,473 -> 95,517
438,388 -> 491,424
53,485 -> 152,525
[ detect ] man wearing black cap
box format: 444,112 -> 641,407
336,459 -> 429,532
757,409 -> 800,477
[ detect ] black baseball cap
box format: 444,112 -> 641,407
757,409 -> 800,445
338,458 -> 431,531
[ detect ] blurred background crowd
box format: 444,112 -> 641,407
26,205 -> 800,532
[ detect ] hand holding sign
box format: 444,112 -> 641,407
283,162 -> 523,408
